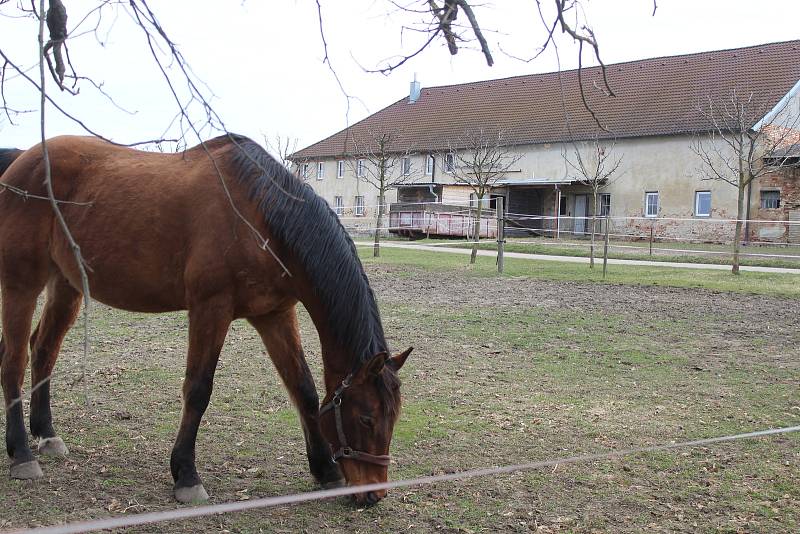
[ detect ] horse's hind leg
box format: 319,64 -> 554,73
1,279 -> 48,480
29,276 -> 81,457
248,308 -> 344,489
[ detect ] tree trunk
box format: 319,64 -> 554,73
732,175 -> 746,275
589,193 -> 597,269
373,192 -> 384,258
470,194 -> 483,264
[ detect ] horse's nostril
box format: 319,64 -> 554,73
366,491 -> 379,505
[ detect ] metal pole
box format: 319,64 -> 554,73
649,222 -> 654,256
603,216 -> 610,279
497,196 -> 505,274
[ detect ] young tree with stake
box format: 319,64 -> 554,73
564,136 -> 623,268
348,130 -> 417,257
451,129 -> 521,264
692,90 -> 800,274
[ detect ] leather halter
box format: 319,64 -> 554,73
319,374 -> 391,467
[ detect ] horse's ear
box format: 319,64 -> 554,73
387,347 -> 413,372
359,352 -> 387,379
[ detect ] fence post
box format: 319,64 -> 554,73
649,222 -> 654,256
496,196 -> 505,274
603,216 -> 610,279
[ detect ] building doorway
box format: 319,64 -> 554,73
574,194 -> 589,235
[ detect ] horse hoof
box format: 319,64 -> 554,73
174,484 -> 209,504
10,460 -> 43,480
322,478 -> 346,489
38,437 -> 69,457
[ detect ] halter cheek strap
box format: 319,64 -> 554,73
319,374 -> 391,467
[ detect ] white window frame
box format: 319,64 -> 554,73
337,160 -> 345,179
760,189 -> 781,209
357,159 -> 366,178
694,191 -> 711,217
401,156 -> 411,176
316,162 -> 325,180
469,193 -> 489,209
645,191 -> 659,218
333,196 -> 343,215
300,163 -> 309,180
425,155 -> 434,176
354,195 -> 365,216
599,193 -> 611,217
445,153 -> 455,174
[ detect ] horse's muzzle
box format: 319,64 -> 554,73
352,489 -> 386,507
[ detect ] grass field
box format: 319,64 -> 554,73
363,244 -> 800,298
0,249 -> 798,532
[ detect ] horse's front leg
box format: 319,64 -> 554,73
170,297 -> 232,503
249,309 -> 344,488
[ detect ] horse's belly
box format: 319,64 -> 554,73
87,279 -> 186,313
74,267 -> 186,313
53,236 -> 189,313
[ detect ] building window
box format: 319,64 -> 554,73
761,190 -> 781,209
401,157 -> 411,176
354,196 -> 365,216
695,191 -> 711,217
445,153 -> 455,174
599,193 -> 611,217
337,160 -> 344,178
357,159 -> 366,178
559,195 -> 567,216
299,163 -> 309,180
316,162 -> 324,180
469,193 -> 490,209
425,155 -> 434,175
333,196 -> 343,215
645,192 -> 659,217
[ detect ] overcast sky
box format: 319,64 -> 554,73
1,1 -> 799,153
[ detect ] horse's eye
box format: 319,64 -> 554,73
359,415 -> 374,428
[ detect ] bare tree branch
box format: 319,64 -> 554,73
365,0 -> 495,74
43,0 -> 68,88
33,0 -> 92,407
264,134 -> 298,170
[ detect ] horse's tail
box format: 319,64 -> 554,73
0,148 -> 24,178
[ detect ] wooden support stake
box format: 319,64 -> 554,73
603,215 -> 610,279
649,223 -> 654,256
497,196 -> 505,274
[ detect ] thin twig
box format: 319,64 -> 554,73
37,0 -> 91,406
0,182 -> 92,204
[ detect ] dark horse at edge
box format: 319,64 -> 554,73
0,136 -> 411,505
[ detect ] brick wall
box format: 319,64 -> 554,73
750,166 -> 800,243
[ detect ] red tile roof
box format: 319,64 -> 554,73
293,40 -> 800,159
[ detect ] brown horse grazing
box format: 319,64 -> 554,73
0,135 -> 411,506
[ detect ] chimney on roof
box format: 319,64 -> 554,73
409,73 -> 421,103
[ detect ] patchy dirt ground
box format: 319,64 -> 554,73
0,261 -> 798,533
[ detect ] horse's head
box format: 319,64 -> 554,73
320,347 -> 412,506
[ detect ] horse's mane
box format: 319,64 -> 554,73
219,134 -> 388,369
0,148 -> 23,177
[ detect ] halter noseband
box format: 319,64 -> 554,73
319,374 -> 391,467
